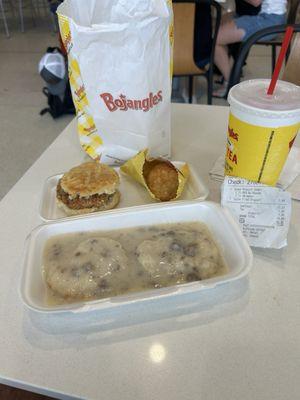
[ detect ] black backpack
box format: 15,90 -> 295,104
40,47 -> 76,119
40,81 -> 75,119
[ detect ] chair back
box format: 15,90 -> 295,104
282,32 -> 300,85
229,24 -> 300,90
287,0 -> 300,24
173,0 -> 221,76
173,3 -> 198,75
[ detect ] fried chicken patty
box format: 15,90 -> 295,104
56,180 -> 116,210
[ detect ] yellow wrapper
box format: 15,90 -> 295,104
120,149 -> 190,201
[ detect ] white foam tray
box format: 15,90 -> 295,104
21,201 -> 253,314
39,162 -> 209,221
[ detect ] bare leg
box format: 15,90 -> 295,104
215,45 -> 232,82
221,11 -> 235,25
215,19 -> 245,81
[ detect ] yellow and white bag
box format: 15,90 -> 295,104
57,0 -> 173,164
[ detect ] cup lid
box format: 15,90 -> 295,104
228,79 -> 300,119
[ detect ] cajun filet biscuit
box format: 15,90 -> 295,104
56,190 -> 120,216
45,237 -> 128,299
56,162 -> 120,215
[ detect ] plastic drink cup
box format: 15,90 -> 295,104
225,79 -> 300,186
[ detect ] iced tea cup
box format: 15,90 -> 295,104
225,79 -> 300,186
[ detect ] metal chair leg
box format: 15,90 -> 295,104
30,0 -> 38,27
271,44 -> 277,72
8,0 -> 16,18
0,0 -> 9,37
18,0 -> 24,32
43,0 -> 49,17
188,76 -> 193,104
207,67 -> 213,105
32,0 -> 40,17
48,3 -> 58,33
285,42 -> 291,65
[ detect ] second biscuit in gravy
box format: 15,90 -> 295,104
136,230 -> 220,282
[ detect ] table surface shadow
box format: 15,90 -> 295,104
0,384 -> 56,400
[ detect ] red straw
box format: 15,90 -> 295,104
267,26 -> 294,95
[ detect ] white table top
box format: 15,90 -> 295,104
0,104 -> 299,400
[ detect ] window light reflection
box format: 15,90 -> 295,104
149,343 -> 166,364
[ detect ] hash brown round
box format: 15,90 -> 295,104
144,161 -> 179,201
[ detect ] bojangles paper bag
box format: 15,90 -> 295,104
57,0 -> 173,165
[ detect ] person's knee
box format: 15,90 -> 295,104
216,28 -> 226,45
216,33 -> 227,46
217,21 -> 244,45
217,24 -> 232,45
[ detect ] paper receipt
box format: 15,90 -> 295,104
221,177 -> 291,249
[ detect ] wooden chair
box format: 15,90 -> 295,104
229,24 -> 300,90
254,0 -> 300,72
282,32 -> 300,85
172,0 -> 221,104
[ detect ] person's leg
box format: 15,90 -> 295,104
214,12 -> 235,84
221,11 -> 235,25
213,19 -> 245,97
215,19 -> 245,81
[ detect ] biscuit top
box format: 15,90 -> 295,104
60,162 -> 120,197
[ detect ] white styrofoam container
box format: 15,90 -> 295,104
39,162 -> 209,221
20,201 -> 252,313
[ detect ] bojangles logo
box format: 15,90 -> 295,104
83,123 -> 97,134
100,90 -> 163,112
74,85 -> 86,100
228,127 -> 238,141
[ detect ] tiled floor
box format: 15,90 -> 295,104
0,16 -> 73,200
0,10 -> 271,400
